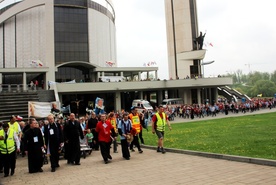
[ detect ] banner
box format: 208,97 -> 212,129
28,101 -> 61,118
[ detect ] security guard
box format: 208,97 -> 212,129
0,123 -> 20,177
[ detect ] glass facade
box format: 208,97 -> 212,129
54,6 -> 89,64
55,66 -> 89,82
54,0 -> 88,7
3,74 -> 22,84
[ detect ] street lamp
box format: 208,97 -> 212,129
201,60 -> 215,78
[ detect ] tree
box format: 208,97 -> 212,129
249,80 -> 276,97
247,72 -> 264,86
270,70 -> 276,85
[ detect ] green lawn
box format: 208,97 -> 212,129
142,112 -> 276,160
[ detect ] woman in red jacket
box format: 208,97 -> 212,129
95,114 -> 117,164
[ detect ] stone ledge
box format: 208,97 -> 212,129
141,145 -> 276,167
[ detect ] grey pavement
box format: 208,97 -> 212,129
1,108 -> 276,185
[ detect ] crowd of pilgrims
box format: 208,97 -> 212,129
165,98 -> 276,119
0,107 -> 151,177
0,97 -> 275,177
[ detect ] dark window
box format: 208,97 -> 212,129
54,6 -> 89,64
55,66 -> 89,83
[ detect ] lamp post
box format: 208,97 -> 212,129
201,60 -> 215,78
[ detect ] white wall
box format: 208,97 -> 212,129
88,8 -> 116,67
0,24 -> 3,68
16,5 -> 46,68
4,16 -> 16,68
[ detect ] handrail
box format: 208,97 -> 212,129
0,83 -> 39,93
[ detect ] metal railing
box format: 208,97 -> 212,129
0,84 -> 38,93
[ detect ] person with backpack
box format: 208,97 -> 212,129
151,105 -> 172,154
118,113 -> 133,160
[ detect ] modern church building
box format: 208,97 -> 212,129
0,0 -> 232,114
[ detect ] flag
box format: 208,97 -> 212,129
204,42 -> 214,48
30,60 -> 43,67
257,94 -> 262,97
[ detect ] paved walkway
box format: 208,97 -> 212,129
1,147 -> 276,185
1,108 -> 276,185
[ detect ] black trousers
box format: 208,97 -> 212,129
92,132 -> 99,150
139,129 -> 144,144
50,150 -> 60,169
0,153 -> 3,171
99,141 -> 111,161
2,150 -> 16,175
130,135 -> 141,151
66,141 -> 81,164
121,139 -> 130,159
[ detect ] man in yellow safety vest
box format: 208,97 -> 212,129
0,123 -> 20,177
151,105 -> 172,154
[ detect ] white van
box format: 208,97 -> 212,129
100,76 -> 125,82
161,98 -> 184,109
132,99 -> 153,111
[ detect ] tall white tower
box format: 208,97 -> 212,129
164,0 -> 206,79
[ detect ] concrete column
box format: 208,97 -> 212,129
139,91 -> 143,99
197,88 -> 201,104
155,70 -> 158,80
147,72 -> 149,80
138,72 -> 141,81
157,90 -> 163,106
213,87 -> 218,103
115,92 -> 121,111
102,72 -> 105,76
58,93 -> 62,104
97,72 -> 100,81
23,72 -> 27,91
120,72 -> 123,77
209,88 -> 212,104
184,90 -> 188,104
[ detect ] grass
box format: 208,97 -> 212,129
142,112 -> 276,160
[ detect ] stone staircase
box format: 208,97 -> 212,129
0,90 -> 56,123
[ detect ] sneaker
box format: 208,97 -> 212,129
138,150 -> 143,153
161,148 -> 166,154
130,149 -> 135,152
157,147 -> 162,152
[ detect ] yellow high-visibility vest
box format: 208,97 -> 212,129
155,112 -> 167,132
0,129 -> 16,154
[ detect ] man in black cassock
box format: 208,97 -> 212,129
24,119 -> 44,173
87,112 -> 99,150
63,113 -> 84,165
44,114 -> 63,172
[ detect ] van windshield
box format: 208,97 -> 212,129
143,102 -> 152,108
161,102 -> 167,105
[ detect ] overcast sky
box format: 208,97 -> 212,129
1,0 -> 276,79
114,0 -> 276,79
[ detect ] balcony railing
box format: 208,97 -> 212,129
0,84 -> 38,93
